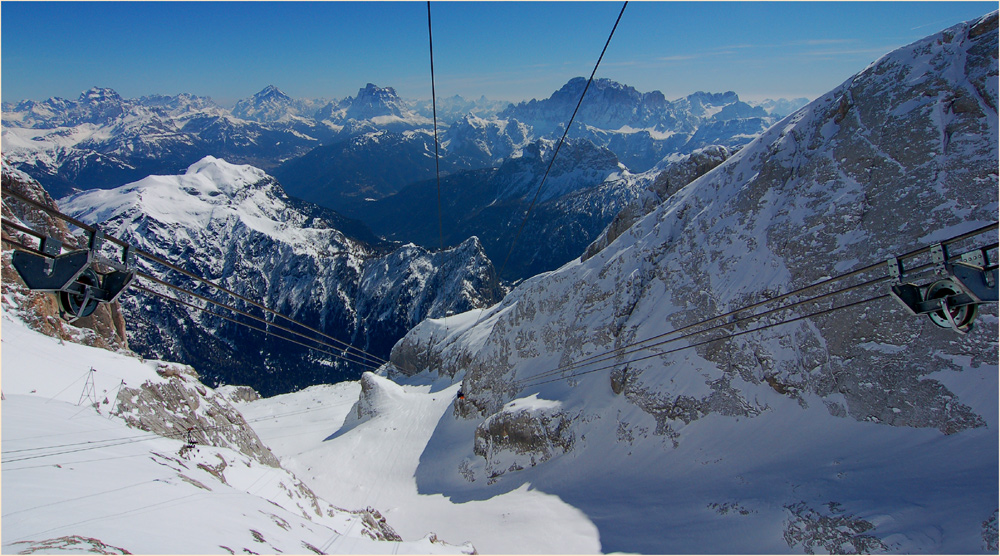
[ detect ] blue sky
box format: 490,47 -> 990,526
2,2 -> 995,106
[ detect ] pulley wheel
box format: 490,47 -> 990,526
925,279 -> 977,332
59,267 -> 101,320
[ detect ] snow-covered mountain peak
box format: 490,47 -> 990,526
183,155 -> 270,193
66,86 -> 132,125
232,85 -> 302,122
256,84 -> 289,100
345,82 -> 409,121
60,156 -> 309,245
79,86 -> 124,104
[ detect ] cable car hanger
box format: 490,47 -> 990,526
888,243 -> 998,334
10,226 -> 136,322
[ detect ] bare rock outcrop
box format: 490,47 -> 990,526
472,401 -> 575,483
582,145 -> 731,261
114,362 -> 280,467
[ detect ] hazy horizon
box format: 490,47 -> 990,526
3,2 -> 995,106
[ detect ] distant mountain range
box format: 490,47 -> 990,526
2,80 -> 807,197
3,79 -> 807,281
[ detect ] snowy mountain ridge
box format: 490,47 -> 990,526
380,11 -> 999,553
63,156 -> 333,254
55,156 -> 504,396
3,79 -> 805,202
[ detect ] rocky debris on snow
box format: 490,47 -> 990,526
216,384 -> 263,404
114,364 -> 280,467
984,509 -> 999,551
351,507 -> 402,542
621,371 -> 767,446
10,535 -> 132,555
707,501 -> 757,516
146,447 -> 390,539
783,501 -> 888,554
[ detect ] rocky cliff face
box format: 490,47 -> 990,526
114,361 -> 281,467
499,77 -> 680,134
583,145 -> 733,262
390,13 -> 998,553
497,79 -> 779,172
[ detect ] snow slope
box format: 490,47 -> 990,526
237,373 -> 601,554
0,312 -> 473,555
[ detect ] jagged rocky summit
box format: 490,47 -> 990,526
387,12 -> 999,554
59,156 -> 503,396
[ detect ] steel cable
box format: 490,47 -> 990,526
509,226 -> 997,388
495,1 -> 628,280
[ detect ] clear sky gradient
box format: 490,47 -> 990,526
2,1 -> 996,106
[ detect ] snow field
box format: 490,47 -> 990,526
0,314 -> 472,554
240,374 -> 602,554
